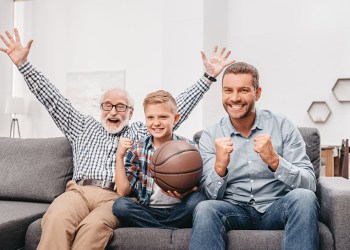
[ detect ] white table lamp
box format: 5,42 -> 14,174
5,97 -> 25,138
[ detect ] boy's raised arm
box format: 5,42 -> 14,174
174,46 -> 235,130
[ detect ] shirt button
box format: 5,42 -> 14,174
246,139 -> 249,142
251,180 -> 254,183
218,182 -> 222,185
278,175 -> 282,179
291,185 -> 294,188
250,194 -> 253,198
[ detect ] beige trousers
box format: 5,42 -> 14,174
37,180 -> 120,250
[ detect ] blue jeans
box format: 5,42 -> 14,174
190,189 -> 319,250
112,191 -> 206,229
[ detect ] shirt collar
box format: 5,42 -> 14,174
109,124 -> 129,136
224,108 -> 264,136
144,133 -> 181,150
253,108 -> 264,130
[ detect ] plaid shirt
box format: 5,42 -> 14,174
19,62 -> 210,182
125,134 -> 194,206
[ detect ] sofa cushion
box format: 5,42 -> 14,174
0,200 -> 49,250
107,228 -> 175,250
27,225 -> 196,250
25,220 -> 333,250
24,219 -> 41,250
226,222 -> 333,250
0,137 -> 73,203
298,127 -> 321,179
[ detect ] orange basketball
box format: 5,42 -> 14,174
150,140 -> 203,193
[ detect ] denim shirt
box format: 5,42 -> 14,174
199,108 -> 316,213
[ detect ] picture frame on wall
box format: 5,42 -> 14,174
66,70 -> 126,120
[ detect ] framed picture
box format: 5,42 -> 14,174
67,70 -> 125,120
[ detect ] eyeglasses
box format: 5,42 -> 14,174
100,103 -> 131,112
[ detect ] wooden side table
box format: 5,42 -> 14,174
321,146 -> 335,177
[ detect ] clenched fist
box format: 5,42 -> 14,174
214,137 -> 234,176
116,138 -> 133,159
254,134 -> 279,170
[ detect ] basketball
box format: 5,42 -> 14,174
150,140 -> 203,194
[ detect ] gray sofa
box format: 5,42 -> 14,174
1,127 -> 350,250
0,137 -> 73,250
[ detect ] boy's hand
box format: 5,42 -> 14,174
201,46 -> 235,78
116,138 -> 133,159
162,186 -> 199,199
0,28 -> 33,67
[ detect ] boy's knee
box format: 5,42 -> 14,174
186,191 -> 207,206
112,197 -> 132,217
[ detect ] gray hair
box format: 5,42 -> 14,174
99,88 -> 135,107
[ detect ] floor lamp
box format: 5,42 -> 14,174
5,97 -> 25,138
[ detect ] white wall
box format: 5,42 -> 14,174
3,0 -> 204,139
160,1 -> 204,138
1,0 -> 349,145
202,0 -> 229,128
203,0 -> 350,145
0,0 -> 14,137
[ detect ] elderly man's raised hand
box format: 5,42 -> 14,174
0,28 -> 33,67
201,46 -> 235,78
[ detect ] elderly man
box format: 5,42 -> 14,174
0,28 -> 234,250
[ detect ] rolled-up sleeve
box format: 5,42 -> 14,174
274,121 -> 317,191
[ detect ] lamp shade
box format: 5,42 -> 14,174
5,97 -> 25,115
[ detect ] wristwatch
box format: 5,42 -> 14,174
203,72 -> 217,82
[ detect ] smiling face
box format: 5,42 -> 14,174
222,73 -> 261,125
143,90 -> 180,146
144,102 -> 180,147
100,89 -> 134,134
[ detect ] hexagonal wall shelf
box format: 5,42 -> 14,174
332,78 -> 350,102
307,101 -> 331,123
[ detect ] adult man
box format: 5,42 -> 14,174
189,62 -> 319,250
0,28 -> 234,250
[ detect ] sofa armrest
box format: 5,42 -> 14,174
317,177 -> 350,250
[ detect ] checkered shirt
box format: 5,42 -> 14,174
18,62 -> 210,182
124,134 -> 194,205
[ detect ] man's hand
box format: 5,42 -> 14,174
116,138 -> 133,159
0,28 -> 33,67
214,137 -> 233,176
162,186 -> 199,199
201,46 -> 236,78
254,134 -> 279,171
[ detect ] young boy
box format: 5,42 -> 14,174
112,90 -> 206,228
